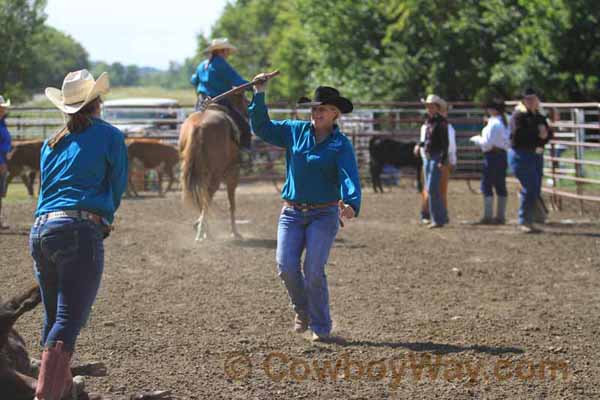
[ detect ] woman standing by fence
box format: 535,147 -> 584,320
415,95 -> 449,228
508,88 -> 552,233
30,70 -> 128,399
249,77 -> 361,342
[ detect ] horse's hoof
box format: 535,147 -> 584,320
231,232 -> 243,240
195,233 -> 209,242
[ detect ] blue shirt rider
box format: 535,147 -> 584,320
0,95 -> 12,229
191,38 -> 252,149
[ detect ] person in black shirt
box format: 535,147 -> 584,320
414,95 -> 449,228
508,88 -> 553,233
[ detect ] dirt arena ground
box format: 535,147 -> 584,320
2,182 -> 599,399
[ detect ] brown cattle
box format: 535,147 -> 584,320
7,140 -> 43,197
126,139 -> 179,197
0,285 -> 172,400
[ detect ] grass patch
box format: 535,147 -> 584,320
549,148 -> 600,192
3,183 -> 34,204
23,86 -> 197,108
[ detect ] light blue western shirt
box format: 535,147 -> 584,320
35,117 -> 128,224
248,92 -> 361,215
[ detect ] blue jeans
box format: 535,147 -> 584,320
276,205 -> 339,336
29,217 -> 105,352
508,149 -> 540,225
424,154 -> 447,225
481,151 -> 508,197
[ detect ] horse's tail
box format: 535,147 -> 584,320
180,120 -> 206,211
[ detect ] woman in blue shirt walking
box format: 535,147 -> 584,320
0,95 -> 12,229
191,38 -> 252,149
249,76 -> 361,342
30,70 -> 128,399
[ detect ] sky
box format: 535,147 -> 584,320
45,0 -> 228,70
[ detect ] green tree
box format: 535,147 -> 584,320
0,0 -> 47,100
27,25 -> 90,90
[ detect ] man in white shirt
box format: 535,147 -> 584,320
469,99 -> 510,224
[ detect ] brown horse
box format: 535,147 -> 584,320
0,284 -> 171,400
179,92 -> 247,241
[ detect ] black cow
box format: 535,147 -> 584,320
369,137 -> 423,193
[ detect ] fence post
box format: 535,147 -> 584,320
573,108 -> 586,214
549,142 -> 559,211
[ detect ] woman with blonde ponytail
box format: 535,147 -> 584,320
30,70 -> 128,400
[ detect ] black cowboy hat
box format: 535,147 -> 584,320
521,87 -> 541,98
297,86 -> 353,114
484,98 -> 506,113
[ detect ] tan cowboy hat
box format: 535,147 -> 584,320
204,38 -> 238,53
421,94 -> 447,110
0,95 -> 11,108
45,69 -> 110,114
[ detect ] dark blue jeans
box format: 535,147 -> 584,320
424,153 -> 447,225
276,205 -> 339,336
508,149 -> 540,225
29,217 -> 104,352
481,151 -> 508,197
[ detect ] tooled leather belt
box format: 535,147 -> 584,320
283,200 -> 339,212
35,210 -> 105,226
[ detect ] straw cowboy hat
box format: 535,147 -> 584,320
297,86 -> 354,114
205,38 -> 238,53
0,95 -> 11,108
421,94 -> 447,110
45,69 -> 110,114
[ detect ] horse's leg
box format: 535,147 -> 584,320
27,170 -> 36,197
157,167 -> 164,197
166,165 -> 175,193
226,169 -> 242,240
21,172 -> 34,197
125,171 -> 133,198
196,178 -> 218,242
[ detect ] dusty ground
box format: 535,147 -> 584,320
1,181 -> 599,399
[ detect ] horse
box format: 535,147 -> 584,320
7,140 -> 43,197
179,92 -> 248,241
126,139 -> 179,197
0,284 -> 171,400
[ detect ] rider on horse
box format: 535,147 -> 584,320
191,38 -> 252,150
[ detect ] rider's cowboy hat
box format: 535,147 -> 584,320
0,95 -> 11,108
421,94 -> 447,110
45,69 -> 110,114
297,86 -> 353,114
205,38 -> 238,53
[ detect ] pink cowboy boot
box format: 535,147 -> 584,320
35,341 -> 72,400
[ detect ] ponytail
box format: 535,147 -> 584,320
48,97 -> 101,149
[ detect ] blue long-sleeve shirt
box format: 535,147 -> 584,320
249,92 -> 361,215
0,117 -> 11,165
35,117 -> 128,224
190,55 -> 248,97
